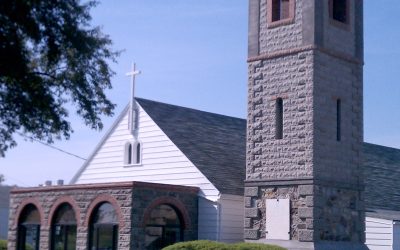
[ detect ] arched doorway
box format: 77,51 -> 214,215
17,204 -> 40,250
145,204 -> 183,250
50,203 -> 77,250
89,202 -> 119,250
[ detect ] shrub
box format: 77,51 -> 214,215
162,240 -> 230,250
0,240 -> 7,250
162,240 -> 286,250
232,242 -> 286,250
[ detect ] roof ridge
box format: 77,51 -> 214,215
135,97 -> 246,121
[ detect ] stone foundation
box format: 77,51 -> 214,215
244,183 -> 365,247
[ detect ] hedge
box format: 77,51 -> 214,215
162,240 -> 286,250
0,240 -> 7,250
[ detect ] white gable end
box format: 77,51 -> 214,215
72,102 -> 220,201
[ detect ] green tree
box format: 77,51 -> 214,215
0,0 -> 119,156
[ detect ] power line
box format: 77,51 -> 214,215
16,132 -> 87,161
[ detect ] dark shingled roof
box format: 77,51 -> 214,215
366,208 -> 400,221
363,142 -> 400,213
137,98 -> 246,196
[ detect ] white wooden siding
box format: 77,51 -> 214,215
219,194 -> 244,243
198,197 -> 219,241
73,103 -> 220,200
365,216 -> 393,250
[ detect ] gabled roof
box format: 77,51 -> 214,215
136,98 -> 246,196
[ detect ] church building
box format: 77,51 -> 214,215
6,0 -> 400,250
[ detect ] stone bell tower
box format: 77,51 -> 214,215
245,0 -> 366,249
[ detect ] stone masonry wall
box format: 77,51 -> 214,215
130,185 -> 198,250
8,184 -> 133,250
8,182 -> 199,250
247,51 -> 314,181
312,50 -> 365,243
314,185 -> 364,243
313,50 -> 363,186
246,0 -> 365,245
259,0 -> 304,54
244,185 -> 314,241
322,0 -> 357,57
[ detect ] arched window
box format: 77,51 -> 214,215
17,204 -> 40,250
145,204 -> 183,249
89,202 -> 119,250
124,141 -> 142,166
51,203 -> 77,250
128,143 -> 133,164
135,142 -> 141,164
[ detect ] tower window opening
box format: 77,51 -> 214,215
275,98 -> 283,140
272,0 -> 290,22
331,0 -> 348,23
336,99 -> 341,141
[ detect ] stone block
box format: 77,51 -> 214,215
245,208 -> 259,218
244,197 -> 252,208
298,229 -> 314,242
244,218 -> 252,228
299,185 -> 314,196
297,223 -> 307,229
306,218 -> 314,229
245,187 -> 258,197
298,207 -> 313,218
244,229 -> 259,240
305,195 -> 313,207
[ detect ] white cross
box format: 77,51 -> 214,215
126,63 -> 141,100
126,63 -> 141,134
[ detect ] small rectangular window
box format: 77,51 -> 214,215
272,0 -> 290,22
331,0 -> 348,23
276,98 -> 283,140
336,99 -> 341,141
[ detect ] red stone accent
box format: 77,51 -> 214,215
267,0 -> 296,28
13,198 -> 45,227
84,194 -> 125,229
47,196 -> 81,227
247,45 -> 363,65
141,196 -> 192,229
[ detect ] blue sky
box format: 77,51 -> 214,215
1,1 -> 399,187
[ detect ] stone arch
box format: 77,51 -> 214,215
84,194 -> 125,229
47,196 -> 80,227
141,196 -> 192,229
13,198 -> 45,227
